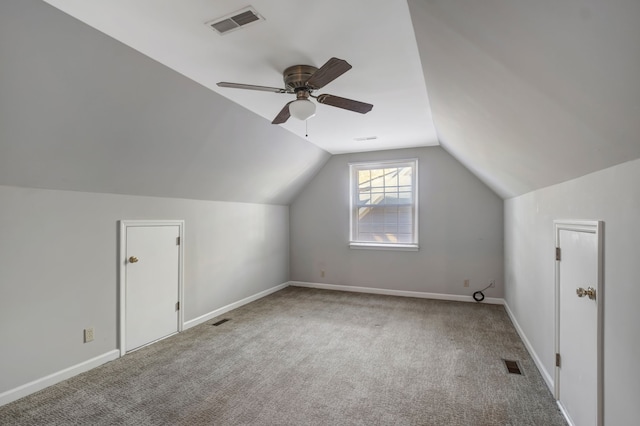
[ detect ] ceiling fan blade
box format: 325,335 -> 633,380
316,94 -> 373,114
272,101 -> 293,124
305,58 -> 352,90
217,82 -> 288,93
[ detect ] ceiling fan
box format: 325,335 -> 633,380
217,57 -> 373,124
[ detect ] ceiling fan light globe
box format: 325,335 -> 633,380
289,99 -> 316,121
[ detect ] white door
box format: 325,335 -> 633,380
121,222 -> 183,352
555,221 -> 603,426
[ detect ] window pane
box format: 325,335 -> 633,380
396,233 -> 412,243
398,224 -> 412,234
384,168 -> 398,187
398,207 -> 412,224
398,191 -> 412,204
358,207 -> 372,222
359,223 -> 372,233
358,233 -> 374,242
398,168 -> 412,186
358,170 -> 370,186
370,169 -> 385,188
358,193 -> 371,205
383,195 -> 396,205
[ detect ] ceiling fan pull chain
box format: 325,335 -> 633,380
305,119 -> 308,138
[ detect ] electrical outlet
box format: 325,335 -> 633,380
84,328 -> 94,343
489,280 -> 496,288
321,270 -> 325,278
464,279 -> 469,288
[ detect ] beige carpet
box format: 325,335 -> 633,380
0,287 -> 567,425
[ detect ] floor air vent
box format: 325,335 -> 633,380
212,318 -> 230,326
206,7 -> 264,35
503,359 -> 523,375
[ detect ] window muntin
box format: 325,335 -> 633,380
349,159 -> 418,249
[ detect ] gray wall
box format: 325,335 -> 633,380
290,147 -> 504,296
0,0 -> 330,206
0,185 -> 289,394
504,158 -> 640,424
409,0 -> 640,199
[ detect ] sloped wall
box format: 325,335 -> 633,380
504,158 -> 640,424
290,147 -> 504,297
0,0 -> 329,206
408,0 -> 640,198
0,185 -> 289,397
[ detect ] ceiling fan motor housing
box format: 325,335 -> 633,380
283,65 -> 318,91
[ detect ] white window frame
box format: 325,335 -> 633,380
349,158 -> 419,251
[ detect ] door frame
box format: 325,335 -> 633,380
118,220 -> 185,356
554,220 -> 603,426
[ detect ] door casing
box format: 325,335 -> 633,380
118,220 -> 185,356
554,220 -> 603,426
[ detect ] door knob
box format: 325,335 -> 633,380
128,256 -> 139,264
576,286 -> 596,300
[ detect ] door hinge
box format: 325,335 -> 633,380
556,353 -> 561,367
555,247 -> 561,261
176,301 -> 180,311
176,236 -> 181,245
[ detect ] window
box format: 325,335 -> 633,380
349,159 -> 418,250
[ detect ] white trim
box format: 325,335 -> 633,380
348,242 -> 419,251
553,219 -> 603,426
118,220 -> 185,356
347,158 -> 420,168
557,401 -> 577,426
289,281 -> 504,305
503,301 -> 554,391
556,400 -> 576,426
183,282 -> 289,330
0,350 -> 119,407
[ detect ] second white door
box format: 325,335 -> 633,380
125,223 -> 181,352
555,221 -> 602,426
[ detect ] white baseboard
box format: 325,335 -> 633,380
0,349 -> 119,407
289,281 -> 504,305
183,282 -> 289,330
557,400 -> 576,426
503,301 -> 554,391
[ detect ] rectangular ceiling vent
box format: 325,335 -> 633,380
354,136 -> 378,142
206,7 -> 264,35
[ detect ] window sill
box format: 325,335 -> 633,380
348,242 -> 419,252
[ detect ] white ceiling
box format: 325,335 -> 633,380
42,0 -> 438,155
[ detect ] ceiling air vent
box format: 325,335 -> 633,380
206,7 -> 264,35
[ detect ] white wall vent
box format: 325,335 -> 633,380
205,7 -> 264,35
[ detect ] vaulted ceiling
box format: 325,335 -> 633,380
408,0 -> 640,198
41,0 -> 438,155
2,0 -> 639,202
